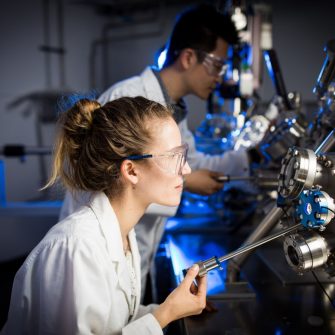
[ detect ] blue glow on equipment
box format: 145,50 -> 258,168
166,234 -> 227,294
157,49 -> 167,69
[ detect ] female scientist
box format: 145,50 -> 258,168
1,96 -> 207,334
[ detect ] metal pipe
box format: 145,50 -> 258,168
0,145 -> 52,157
196,223 -> 300,277
313,39 -> 335,99
216,175 -> 255,182
314,129 -> 335,154
57,0 -> 66,88
226,128 -> 335,282
217,175 -> 278,184
42,0 -> 51,88
226,204 -> 284,282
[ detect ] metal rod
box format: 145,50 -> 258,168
43,0 -> 51,88
57,0 -> 66,88
219,224 -> 300,263
196,223 -> 300,277
314,129 -> 335,154
226,204 -> 284,282
217,175 -> 277,182
0,145 -> 52,157
217,176 -> 255,182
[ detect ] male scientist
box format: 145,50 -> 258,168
60,4 -> 251,303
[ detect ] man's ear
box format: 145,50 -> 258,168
120,160 -> 139,186
179,48 -> 197,70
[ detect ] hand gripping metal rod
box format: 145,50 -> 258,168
195,223 -> 300,277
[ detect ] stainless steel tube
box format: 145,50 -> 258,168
196,223 -> 300,277
314,129 -> 335,154
227,205 -> 284,282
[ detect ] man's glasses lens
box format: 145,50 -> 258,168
199,50 -> 227,76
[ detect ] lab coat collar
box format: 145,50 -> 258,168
141,67 -> 188,123
141,66 -> 167,106
88,192 -> 141,316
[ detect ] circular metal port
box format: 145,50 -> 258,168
283,231 -> 329,273
278,147 -> 317,199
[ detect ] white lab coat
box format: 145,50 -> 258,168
60,66 -> 250,301
1,192 -> 162,335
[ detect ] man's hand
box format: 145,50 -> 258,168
183,169 -> 225,195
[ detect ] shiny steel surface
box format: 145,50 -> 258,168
313,39 -> 335,98
314,129 -> 335,154
261,117 -> 306,162
278,147 -> 317,199
283,230 -> 329,272
226,205 -> 284,283
278,147 -> 335,200
164,219 -> 335,335
196,224 -> 300,277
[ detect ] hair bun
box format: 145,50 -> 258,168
61,98 -> 101,135
76,99 -> 101,130
57,92 -> 100,132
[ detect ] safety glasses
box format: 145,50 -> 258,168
197,50 -> 228,77
125,143 -> 189,176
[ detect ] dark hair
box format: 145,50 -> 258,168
163,4 -> 238,67
45,96 -> 173,199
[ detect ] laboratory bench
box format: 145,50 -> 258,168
1,200 -> 335,334
157,213 -> 335,335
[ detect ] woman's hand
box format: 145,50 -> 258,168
153,264 -> 207,328
190,281 -> 217,313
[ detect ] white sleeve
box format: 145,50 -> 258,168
122,314 -> 162,335
4,238 -> 113,335
179,118 -> 250,176
136,304 -> 159,319
4,238 -> 163,335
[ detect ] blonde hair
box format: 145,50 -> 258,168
45,96 -> 172,199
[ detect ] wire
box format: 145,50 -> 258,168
281,206 -> 292,221
321,206 -> 335,215
311,270 -> 335,310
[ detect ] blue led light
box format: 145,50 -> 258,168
157,49 -> 167,69
166,234 -> 228,294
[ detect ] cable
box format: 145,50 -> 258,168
321,206 -> 335,215
311,270 -> 335,310
281,205 -> 292,221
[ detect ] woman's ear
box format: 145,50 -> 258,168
120,160 -> 139,187
179,48 -> 197,70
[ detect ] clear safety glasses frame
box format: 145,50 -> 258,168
197,50 -> 228,77
125,143 -> 189,176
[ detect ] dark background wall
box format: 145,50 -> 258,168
0,0 -> 334,201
